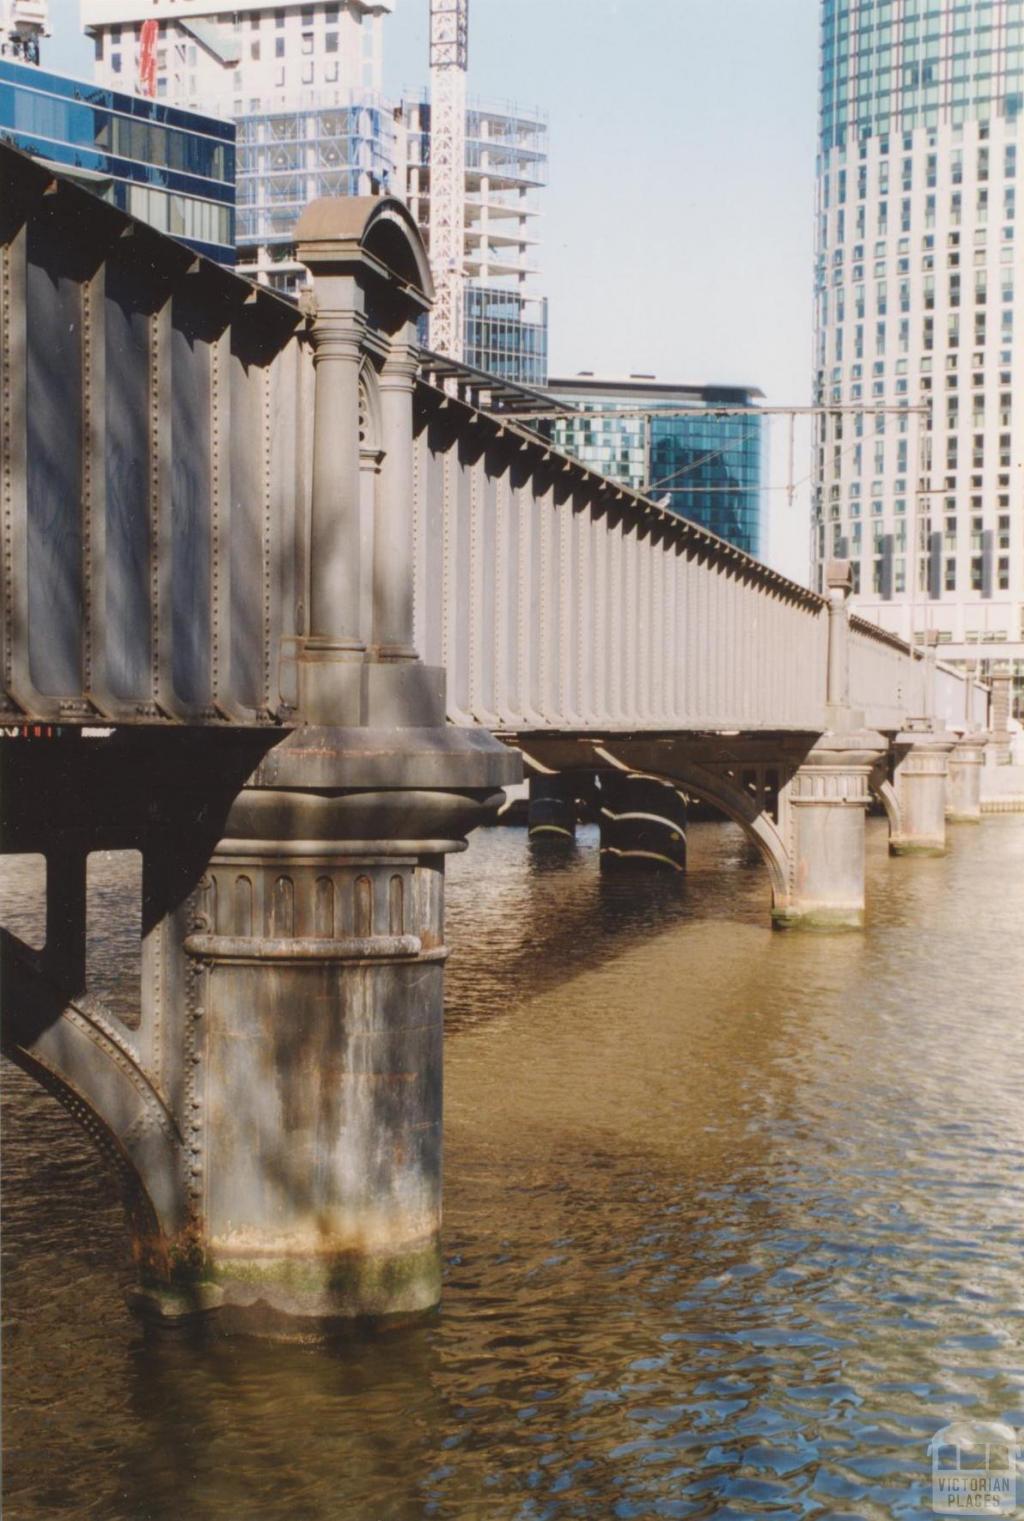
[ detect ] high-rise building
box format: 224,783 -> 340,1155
81,1 -> 550,384
0,57 -> 235,263
401,95 -> 548,381
813,0 -> 1024,714
544,376 -> 766,557
83,0 -> 394,285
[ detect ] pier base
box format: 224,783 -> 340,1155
773,730 -> 885,930
947,733 -> 987,824
97,724 -> 516,1334
890,730 -> 956,856
598,773 -> 687,871
527,774 -> 577,841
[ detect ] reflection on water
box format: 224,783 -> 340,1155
3,817 -> 1024,1520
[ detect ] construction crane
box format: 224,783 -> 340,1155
0,0 -> 49,63
428,0 -> 468,360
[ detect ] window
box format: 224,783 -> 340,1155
275,36 -> 284,56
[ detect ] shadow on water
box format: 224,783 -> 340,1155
441,820 -> 773,1034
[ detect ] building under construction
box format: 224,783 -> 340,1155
82,0 -> 550,382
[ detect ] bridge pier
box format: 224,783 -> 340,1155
129,764 -> 501,1330
889,730 -> 956,855
114,196 -> 516,1331
527,774 -> 577,841
598,773 -> 687,871
947,733 -> 987,824
773,730 -> 885,929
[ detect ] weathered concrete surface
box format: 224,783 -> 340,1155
890,730 -> 956,856
772,730 -> 885,931
980,762 -> 1024,813
947,734 -> 987,824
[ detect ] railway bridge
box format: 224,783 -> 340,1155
0,146 -> 992,1330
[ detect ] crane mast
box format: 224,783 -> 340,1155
428,0 -> 468,360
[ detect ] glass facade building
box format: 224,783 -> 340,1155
0,58 -> 235,264
403,97 -> 549,383
82,4 -> 549,380
84,1 -> 393,289
545,377 -> 766,558
464,287 -> 547,386
813,0 -> 1024,712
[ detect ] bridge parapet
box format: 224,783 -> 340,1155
0,146 -> 309,726
0,143 -> 987,743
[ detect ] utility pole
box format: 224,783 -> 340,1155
428,0 -> 468,360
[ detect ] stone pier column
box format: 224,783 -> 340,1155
166,777 -> 501,1328
988,664 -> 1013,766
598,772 -> 687,870
889,729 -> 956,854
527,774 -> 577,841
774,730 -> 885,929
947,733 -> 987,824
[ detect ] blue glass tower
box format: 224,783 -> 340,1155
545,377 -> 766,558
0,59 -> 235,265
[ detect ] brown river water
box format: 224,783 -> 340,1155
2,814 -> 1023,1521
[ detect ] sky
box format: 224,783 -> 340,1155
44,0 -> 821,580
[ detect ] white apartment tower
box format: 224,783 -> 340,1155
813,0 -> 1024,714
83,0 -> 394,283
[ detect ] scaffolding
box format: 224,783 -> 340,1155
427,0 -> 468,359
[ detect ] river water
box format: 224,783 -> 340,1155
3,815 -> 1024,1521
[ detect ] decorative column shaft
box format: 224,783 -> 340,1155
890,730 -> 956,855
825,559 -> 852,720
308,310 -> 365,654
374,336 -> 419,659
